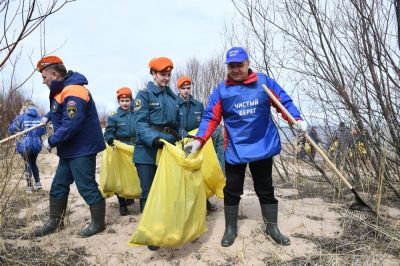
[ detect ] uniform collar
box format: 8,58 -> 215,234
225,69 -> 258,86
147,81 -> 175,97
178,94 -> 195,105
117,106 -> 132,115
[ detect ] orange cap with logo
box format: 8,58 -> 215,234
177,76 -> 192,88
148,57 -> 173,72
116,87 -> 132,99
36,56 -> 63,72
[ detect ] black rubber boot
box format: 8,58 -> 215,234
221,205 -> 238,247
79,200 -> 106,238
33,197 -> 68,237
117,195 -> 129,216
261,204 -> 290,245
125,198 -> 134,206
206,199 -> 217,212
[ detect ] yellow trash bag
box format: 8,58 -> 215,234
128,140 -> 207,247
356,141 -> 367,155
187,129 -> 225,199
99,140 -> 141,199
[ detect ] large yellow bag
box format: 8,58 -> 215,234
128,141 -> 207,247
99,140 -> 141,199
187,129 -> 225,199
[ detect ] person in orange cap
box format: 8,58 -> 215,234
104,87 -> 136,215
133,57 -> 185,251
34,55 -> 106,238
176,76 -> 222,212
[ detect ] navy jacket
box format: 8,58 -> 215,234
177,95 -> 204,132
104,106 -> 136,145
133,81 -> 182,164
8,106 -> 46,154
45,71 -> 105,159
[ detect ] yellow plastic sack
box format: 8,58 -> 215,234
187,129 -> 225,199
99,140 -> 141,199
356,141 -> 367,155
128,140 -> 207,247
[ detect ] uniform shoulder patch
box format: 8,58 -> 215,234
134,99 -> 142,111
66,100 -> 77,119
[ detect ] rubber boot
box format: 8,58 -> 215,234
79,200 -> 106,238
33,197 -> 68,237
221,205 -> 238,247
261,204 -> 290,245
117,195 -> 129,216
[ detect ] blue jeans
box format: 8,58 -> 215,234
135,163 -> 157,212
22,152 -> 40,183
50,156 -> 103,205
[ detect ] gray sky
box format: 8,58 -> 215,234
10,0 -> 236,112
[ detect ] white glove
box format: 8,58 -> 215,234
292,120 -> 308,132
41,117 -> 49,125
183,140 -> 202,155
43,139 -> 52,152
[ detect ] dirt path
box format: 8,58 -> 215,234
9,151 -> 400,265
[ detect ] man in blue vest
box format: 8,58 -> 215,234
185,47 -> 307,247
34,56 -> 106,238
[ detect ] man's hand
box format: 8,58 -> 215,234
43,139 -> 52,152
292,120 -> 308,133
41,117 -> 49,125
183,139 -> 201,155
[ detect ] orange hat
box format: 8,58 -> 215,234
177,76 -> 192,88
116,87 -> 132,99
36,56 -> 63,72
148,57 -> 173,72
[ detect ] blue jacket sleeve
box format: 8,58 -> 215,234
104,115 -> 117,144
196,87 -> 223,144
8,115 -> 23,135
48,96 -> 88,147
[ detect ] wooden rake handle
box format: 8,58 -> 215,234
0,123 -> 46,145
262,84 -> 353,190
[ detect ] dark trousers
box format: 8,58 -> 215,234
21,152 -> 40,183
50,156 -> 103,205
135,163 -> 157,211
224,157 -> 278,206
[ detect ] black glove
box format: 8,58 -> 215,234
107,138 -> 115,146
153,137 -> 164,149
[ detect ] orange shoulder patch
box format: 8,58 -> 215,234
54,85 -> 90,104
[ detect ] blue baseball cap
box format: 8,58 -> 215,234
224,47 -> 249,64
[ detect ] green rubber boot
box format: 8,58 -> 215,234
221,205 -> 239,247
79,200 -> 106,238
261,204 -> 290,245
33,197 -> 68,237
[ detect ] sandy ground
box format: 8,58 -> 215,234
10,150 -> 400,265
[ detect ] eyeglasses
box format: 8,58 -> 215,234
180,86 -> 191,90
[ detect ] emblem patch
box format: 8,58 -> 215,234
134,99 -> 142,111
52,101 -> 58,112
66,101 -> 77,119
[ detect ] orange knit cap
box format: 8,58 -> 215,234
148,57 -> 173,72
36,56 -> 63,72
177,76 -> 192,88
116,87 -> 132,99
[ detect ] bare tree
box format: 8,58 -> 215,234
229,0 -> 400,200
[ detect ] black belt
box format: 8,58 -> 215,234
150,125 -> 179,140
